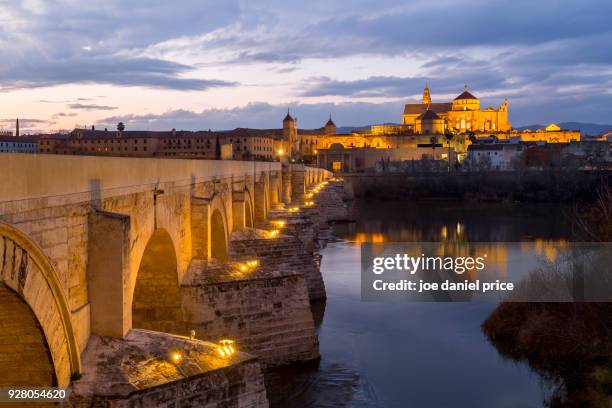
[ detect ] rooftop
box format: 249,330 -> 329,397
404,102 -> 452,115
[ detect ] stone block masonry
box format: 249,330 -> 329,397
69,329 -> 269,407
312,181 -> 349,223
230,226 -> 326,301
181,260 -> 320,368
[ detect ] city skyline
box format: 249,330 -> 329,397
1,0 -> 611,133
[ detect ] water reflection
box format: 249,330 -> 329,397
267,200 -> 572,407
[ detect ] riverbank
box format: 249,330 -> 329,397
342,170 -> 611,202
483,185 -> 612,407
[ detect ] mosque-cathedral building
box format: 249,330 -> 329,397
315,84 -> 581,171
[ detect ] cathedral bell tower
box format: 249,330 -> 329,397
422,83 -> 431,105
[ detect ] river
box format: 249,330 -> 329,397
267,200 -> 574,408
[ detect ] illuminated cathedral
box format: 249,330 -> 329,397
402,84 -> 511,134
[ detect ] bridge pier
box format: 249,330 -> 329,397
87,210 -> 131,338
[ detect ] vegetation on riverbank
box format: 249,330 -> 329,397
346,170 -> 611,203
482,185 -> 612,407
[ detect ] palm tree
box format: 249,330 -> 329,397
444,130 -> 454,172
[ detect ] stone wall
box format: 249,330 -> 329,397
229,230 -> 326,301
312,182 -> 349,222
69,330 -> 269,408
181,260 -> 319,367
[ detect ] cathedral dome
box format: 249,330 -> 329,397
452,85 -> 480,111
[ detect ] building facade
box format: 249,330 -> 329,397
0,136 -> 38,153
36,114 -> 332,161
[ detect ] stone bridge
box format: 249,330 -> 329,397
0,154 -> 333,407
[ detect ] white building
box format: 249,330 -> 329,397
0,136 -> 38,153
466,137 -> 524,171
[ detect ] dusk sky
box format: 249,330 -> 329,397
1,0 -> 611,133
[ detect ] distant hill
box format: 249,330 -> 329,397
516,122 -> 612,137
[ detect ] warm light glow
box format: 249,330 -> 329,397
239,264 -> 248,272
288,207 -> 299,212
305,193 -> 314,199
246,259 -> 260,268
216,339 -> 237,358
304,201 -> 314,207
271,220 -> 286,228
277,149 -> 284,156
170,351 -> 183,364
354,232 -> 386,243
267,229 -> 280,238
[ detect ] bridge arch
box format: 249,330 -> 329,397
209,193 -> 229,261
132,228 -> 184,334
244,188 -> 254,228
0,222 -> 80,388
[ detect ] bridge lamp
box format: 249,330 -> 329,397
217,339 -> 236,358
271,220 -> 286,228
170,351 -> 183,365
246,260 -> 260,268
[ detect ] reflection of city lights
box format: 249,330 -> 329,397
354,232 -> 386,243
216,339 -> 236,358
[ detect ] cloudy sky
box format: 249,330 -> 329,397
1,0 -> 611,133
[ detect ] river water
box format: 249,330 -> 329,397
267,200 -> 573,408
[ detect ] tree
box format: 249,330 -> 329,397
117,122 -> 125,132
444,130 -> 454,172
